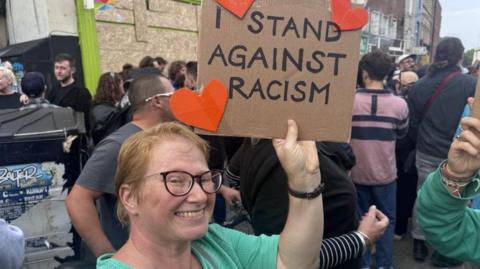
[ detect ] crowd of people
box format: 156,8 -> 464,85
0,36 -> 480,269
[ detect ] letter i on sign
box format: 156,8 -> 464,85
216,6 -> 222,29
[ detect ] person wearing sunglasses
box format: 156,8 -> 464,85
97,120 -> 325,269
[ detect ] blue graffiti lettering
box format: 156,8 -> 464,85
0,165 -> 39,188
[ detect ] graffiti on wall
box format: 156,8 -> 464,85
0,163 -> 61,221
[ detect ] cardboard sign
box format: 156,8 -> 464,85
197,0 -> 362,141
471,77 -> 480,119
171,80 -> 228,132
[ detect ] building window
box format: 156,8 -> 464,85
379,15 -> 388,36
360,35 -> 369,55
370,11 -> 380,35
389,18 -> 397,39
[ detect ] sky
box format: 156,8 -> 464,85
439,0 -> 480,50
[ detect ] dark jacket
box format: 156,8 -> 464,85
90,103 -> 117,145
47,82 -> 92,130
407,66 -> 476,158
226,139 -> 359,269
0,92 -> 22,109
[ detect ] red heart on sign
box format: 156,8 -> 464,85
170,80 -> 228,132
216,0 -> 254,19
331,0 -> 368,31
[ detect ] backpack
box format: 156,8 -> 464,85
90,104 -> 132,145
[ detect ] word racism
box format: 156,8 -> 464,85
208,8 -> 348,104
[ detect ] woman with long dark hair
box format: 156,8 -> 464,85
407,37 -> 476,266
90,72 -> 125,144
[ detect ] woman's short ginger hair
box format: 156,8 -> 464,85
115,122 -> 210,226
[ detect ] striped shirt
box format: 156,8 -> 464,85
319,232 -> 364,269
350,89 -> 409,186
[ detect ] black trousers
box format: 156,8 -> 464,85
395,147 -> 418,235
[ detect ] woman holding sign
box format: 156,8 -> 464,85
97,121 -> 324,269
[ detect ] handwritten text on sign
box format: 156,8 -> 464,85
198,0 -> 362,141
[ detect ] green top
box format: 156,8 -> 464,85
417,167 -> 480,262
96,224 -> 279,269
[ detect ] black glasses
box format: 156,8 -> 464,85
146,170 -> 223,196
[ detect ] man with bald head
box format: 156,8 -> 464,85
66,74 -> 175,257
394,71 -> 419,99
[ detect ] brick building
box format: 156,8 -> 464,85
360,0 -> 406,56
0,0 -> 443,92
360,0 -> 441,61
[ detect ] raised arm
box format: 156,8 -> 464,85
417,98 -> 480,262
274,120 -> 323,269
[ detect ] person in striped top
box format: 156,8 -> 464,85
350,51 -> 409,269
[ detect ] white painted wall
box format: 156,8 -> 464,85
45,0 -> 78,36
6,0 -> 77,44
6,0 -> 49,43
0,15 -> 8,47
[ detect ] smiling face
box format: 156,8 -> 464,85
131,136 -> 214,243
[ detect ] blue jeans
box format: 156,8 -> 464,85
356,181 -> 397,269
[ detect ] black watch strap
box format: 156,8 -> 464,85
288,182 -> 325,200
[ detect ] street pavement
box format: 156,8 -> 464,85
393,235 -> 463,269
